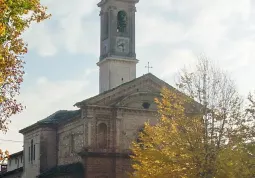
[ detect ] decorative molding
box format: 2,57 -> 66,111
87,116 -> 93,120
97,57 -> 138,66
128,6 -> 137,12
79,151 -> 131,158
115,91 -> 161,107
116,0 -> 140,3
97,0 -> 107,7
75,73 -> 167,107
107,6 -> 117,11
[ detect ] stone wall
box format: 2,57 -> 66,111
115,158 -> 132,178
82,106 -> 158,178
118,109 -> 157,151
57,118 -> 84,165
40,127 -> 57,172
85,157 -> 114,178
85,107 -> 114,150
83,156 -> 132,178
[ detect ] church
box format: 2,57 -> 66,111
2,0 -> 184,178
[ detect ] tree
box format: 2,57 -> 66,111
245,92 -> 255,139
130,55 -> 254,178
0,0 -> 50,132
244,92 -> 255,166
0,149 -> 9,164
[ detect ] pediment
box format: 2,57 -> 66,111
74,73 -> 177,108
115,91 -> 161,109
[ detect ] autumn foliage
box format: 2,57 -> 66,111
0,149 -> 9,164
0,0 -> 50,132
131,88 -> 254,178
131,57 -> 254,178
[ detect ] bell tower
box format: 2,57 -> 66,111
97,0 -> 139,93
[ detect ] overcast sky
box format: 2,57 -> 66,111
2,0 -> 255,154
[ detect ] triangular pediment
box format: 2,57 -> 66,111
74,73 -> 178,108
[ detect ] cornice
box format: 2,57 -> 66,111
116,0 -> 139,4
19,123 -> 56,135
74,73 -> 172,108
97,57 -> 138,66
97,0 -> 107,7
115,91 -> 161,107
98,0 -> 139,7
117,106 -> 157,114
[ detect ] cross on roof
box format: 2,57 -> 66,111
145,62 -> 153,73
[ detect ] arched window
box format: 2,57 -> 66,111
97,123 -> 107,148
117,11 -> 127,33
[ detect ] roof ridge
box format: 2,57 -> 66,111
19,110 -> 81,134
74,73 -> 155,107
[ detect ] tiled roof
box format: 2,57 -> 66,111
19,110 -> 81,134
9,151 -> 23,158
38,110 -> 81,124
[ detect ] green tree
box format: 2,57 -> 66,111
131,55 -> 254,178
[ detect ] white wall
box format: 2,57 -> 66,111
7,153 -> 23,172
22,128 -> 41,178
99,59 -> 137,93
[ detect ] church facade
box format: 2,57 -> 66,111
15,0 -> 180,178
19,72 -> 176,178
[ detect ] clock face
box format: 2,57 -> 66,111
116,37 -> 129,53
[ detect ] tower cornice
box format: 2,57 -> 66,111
97,57 -> 138,66
97,0 -> 107,7
98,0 -> 139,7
116,0 -> 139,3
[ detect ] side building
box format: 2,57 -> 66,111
0,151 -> 23,178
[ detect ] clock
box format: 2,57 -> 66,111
116,37 -> 129,53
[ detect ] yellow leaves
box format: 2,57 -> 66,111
131,87 -> 255,178
131,88 -> 204,178
0,23 -> 6,36
0,0 -> 50,132
0,149 -> 10,162
0,0 -> 7,14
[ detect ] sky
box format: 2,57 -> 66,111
2,0 -> 255,154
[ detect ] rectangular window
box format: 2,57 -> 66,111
33,145 -> 35,160
31,140 -> 33,163
21,156 -> 23,163
15,158 -> 17,164
9,160 -> 11,166
28,146 -> 30,162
